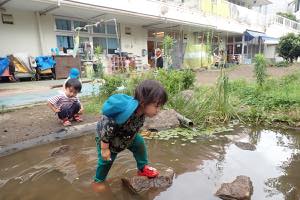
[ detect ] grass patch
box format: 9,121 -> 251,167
85,68 -> 300,131
83,96 -> 103,114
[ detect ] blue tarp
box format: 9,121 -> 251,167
0,57 -> 9,75
244,30 -> 278,43
244,30 -> 267,41
35,56 -> 56,71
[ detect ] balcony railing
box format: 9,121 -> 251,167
150,0 -> 267,26
268,15 -> 300,31
151,0 -> 300,32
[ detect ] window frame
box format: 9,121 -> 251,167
54,16 -> 120,55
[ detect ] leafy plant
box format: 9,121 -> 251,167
156,69 -> 195,94
254,54 -> 267,87
277,12 -> 297,22
277,33 -> 300,63
93,46 -> 104,79
100,75 -> 124,98
216,69 -> 231,120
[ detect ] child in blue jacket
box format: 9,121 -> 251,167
93,80 -> 167,188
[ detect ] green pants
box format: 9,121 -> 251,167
94,134 -> 148,182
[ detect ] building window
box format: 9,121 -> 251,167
93,24 -> 106,33
55,17 -> 119,54
107,23 -> 116,34
93,37 -> 107,52
235,36 -> 242,42
56,35 -> 74,49
107,38 -> 118,54
80,37 -> 90,43
235,44 -> 242,54
55,19 -> 71,31
74,21 -> 88,32
228,36 -> 234,43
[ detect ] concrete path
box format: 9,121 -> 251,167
0,79 -> 97,108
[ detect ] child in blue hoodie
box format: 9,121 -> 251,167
93,80 -> 168,188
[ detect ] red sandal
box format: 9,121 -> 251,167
62,118 -> 72,126
73,114 -> 83,122
138,165 -> 159,178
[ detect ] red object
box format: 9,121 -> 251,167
62,119 -> 72,126
1,68 -> 11,77
138,165 -> 159,178
73,114 -> 83,122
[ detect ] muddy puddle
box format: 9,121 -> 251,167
0,127 -> 299,200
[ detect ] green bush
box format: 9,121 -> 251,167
275,60 -> 289,67
100,75 -> 124,98
98,69 -> 196,98
277,33 -> 300,63
156,69 -> 196,94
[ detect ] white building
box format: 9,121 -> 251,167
0,0 -> 299,67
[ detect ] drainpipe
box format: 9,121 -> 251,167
241,34 -> 245,64
35,11 -> 45,55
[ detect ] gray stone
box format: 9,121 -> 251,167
122,168 -> 174,193
215,175 -> 253,200
143,109 -> 180,131
234,142 -> 256,151
179,90 -> 194,101
50,145 -> 70,156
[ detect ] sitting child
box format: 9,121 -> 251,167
93,80 -> 168,188
48,78 -> 83,126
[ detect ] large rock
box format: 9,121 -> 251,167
215,176 -> 253,200
143,109 -> 180,131
234,142 -> 256,151
122,168 -> 174,193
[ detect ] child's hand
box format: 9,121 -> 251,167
78,108 -> 84,114
54,108 -> 61,113
101,148 -> 111,161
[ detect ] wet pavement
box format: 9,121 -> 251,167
0,127 -> 299,200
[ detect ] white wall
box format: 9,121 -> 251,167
120,24 -> 147,64
264,44 -> 276,59
266,24 -> 299,38
0,9 -> 41,56
39,14 -> 56,55
0,9 -> 56,57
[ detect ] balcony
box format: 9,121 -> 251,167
151,0 -> 300,35
5,0 -> 300,35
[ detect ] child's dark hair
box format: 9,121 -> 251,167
134,80 -> 167,106
65,78 -> 82,92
